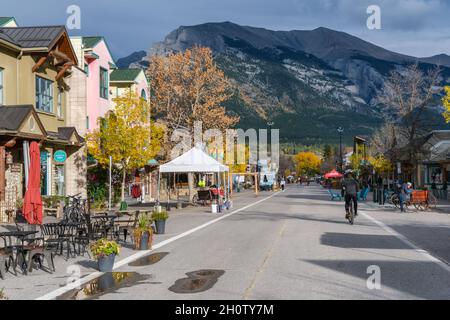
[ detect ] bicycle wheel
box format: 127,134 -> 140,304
391,194 -> 400,208
348,201 -> 354,225
428,194 -> 437,210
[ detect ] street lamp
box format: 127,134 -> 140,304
337,127 -> 344,173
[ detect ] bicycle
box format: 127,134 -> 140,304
63,194 -> 87,223
347,198 -> 355,225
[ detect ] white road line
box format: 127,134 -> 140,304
359,210 -> 450,274
36,192 -> 281,300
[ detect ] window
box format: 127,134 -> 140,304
57,90 -> 63,118
86,116 -> 89,130
0,68 -> 4,104
40,151 -> 50,195
84,64 -> 89,76
36,76 -> 53,112
141,89 -> 147,100
100,67 -> 108,99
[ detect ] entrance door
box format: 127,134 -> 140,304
55,165 -> 65,196
40,151 -> 51,195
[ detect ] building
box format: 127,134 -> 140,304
70,36 -> 116,131
0,25 -> 87,222
0,17 -> 18,27
110,68 -> 149,101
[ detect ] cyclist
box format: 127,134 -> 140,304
341,170 -> 359,220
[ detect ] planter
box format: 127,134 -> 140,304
137,231 -> 152,250
155,220 -> 166,234
211,204 -> 218,213
97,254 -> 116,272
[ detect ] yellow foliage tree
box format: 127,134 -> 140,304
369,154 -> 394,175
293,152 -> 321,177
87,90 -> 164,201
443,86 -> 450,123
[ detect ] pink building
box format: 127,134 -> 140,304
70,36 -> 116,131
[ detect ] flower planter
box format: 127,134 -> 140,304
155,220 -> 166,234
137,231 -> 152,250
98,254 -> 116,272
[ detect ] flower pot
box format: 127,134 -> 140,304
155,220 -> 166,234
138,231 -> 151,250
97,254 -> 116,272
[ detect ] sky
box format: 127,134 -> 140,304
2,0 -> 450,60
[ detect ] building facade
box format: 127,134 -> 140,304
0,25 -> 87,222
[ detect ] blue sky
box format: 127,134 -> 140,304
2,0 -> 450,59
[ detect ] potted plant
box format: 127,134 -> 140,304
133,214 -> 153,250
90,239 -> 120,272
151,211 -> 169,234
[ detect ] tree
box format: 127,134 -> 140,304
443,86 -> 450,123
293,152 -> 321,177
377,63 -> 441,181
87,90 -> 164,201
369,154 -> 394,175
148,46 -> 239,137
148,46 -> 239,202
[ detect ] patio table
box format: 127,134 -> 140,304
0,230 -> 40,275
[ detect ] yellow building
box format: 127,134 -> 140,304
0,25 -> 86,222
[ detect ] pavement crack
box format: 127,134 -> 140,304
242,220 -> 287,299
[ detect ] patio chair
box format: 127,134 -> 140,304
327,188 -> 342,201
117,211 -> 140,245
0,247 -> 16,279
40,223 -> 72,260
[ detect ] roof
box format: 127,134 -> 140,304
0,105 -> 32,131
82,36 -> 103,49
0,17 -> 16,27
160,147 -> 229,173
0,25 -> 65,48
110,68 -> 142,82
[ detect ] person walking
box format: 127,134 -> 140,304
280,177 -> 286,191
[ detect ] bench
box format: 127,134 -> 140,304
327,188 -> 342,201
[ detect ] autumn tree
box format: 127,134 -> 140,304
443,86 -> 450,122
147,46 -> 239,140
377,63 -> 441,181
87,90 -> 164,201
293,152 -> 321,177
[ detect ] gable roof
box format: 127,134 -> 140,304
0,105 -> 33,131
110,68 -> 142,82
0,25 -> 65,48
0,17 -> 17,27
82,36 -> 103,49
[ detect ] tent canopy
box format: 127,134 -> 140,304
324,169 -> 343,179
159,147 -> 229,173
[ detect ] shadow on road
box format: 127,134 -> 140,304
303,259 -> 450,300
320,232 -> 411,250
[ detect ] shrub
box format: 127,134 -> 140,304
151,211 -> 169,221
90,239 -> 120,259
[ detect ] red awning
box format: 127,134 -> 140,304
324,169 -> 343,179
23,141 -> 43,225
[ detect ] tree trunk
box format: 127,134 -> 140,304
188,172 -> 195,203
121,168 -> 126,202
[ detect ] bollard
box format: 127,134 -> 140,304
378,189 -> 382,205
373,188 -> 378,203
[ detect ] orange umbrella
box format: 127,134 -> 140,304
23,141 -> 43,225
324,169 -> 343,179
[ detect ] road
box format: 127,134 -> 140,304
67,184 -> 450,300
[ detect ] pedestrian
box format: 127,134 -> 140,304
280,177 -> 286,191
398,180 -> 411,213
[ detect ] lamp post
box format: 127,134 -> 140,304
337,127 -> 344,173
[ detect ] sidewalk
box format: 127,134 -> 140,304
0,189 -> 271,300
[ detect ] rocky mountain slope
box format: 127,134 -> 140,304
120,22 -> 450,144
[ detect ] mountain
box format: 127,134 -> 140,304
120,22 -> 450,144
116,50 -> 149,69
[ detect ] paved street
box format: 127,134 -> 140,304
3,185 -> 450,300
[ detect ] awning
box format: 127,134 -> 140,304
160,147 -> 229,173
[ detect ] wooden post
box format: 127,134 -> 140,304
0,146 -> 5,202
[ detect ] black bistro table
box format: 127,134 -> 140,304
0,230 -> 39,275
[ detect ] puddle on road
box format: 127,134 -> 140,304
169,269 -> 225,294
128,252 -> 169,267
57,272 -> 151,300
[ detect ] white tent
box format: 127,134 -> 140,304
160,147 -> 229,173
157,147 -> 230,206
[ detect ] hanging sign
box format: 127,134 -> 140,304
54,150 -> 67,163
